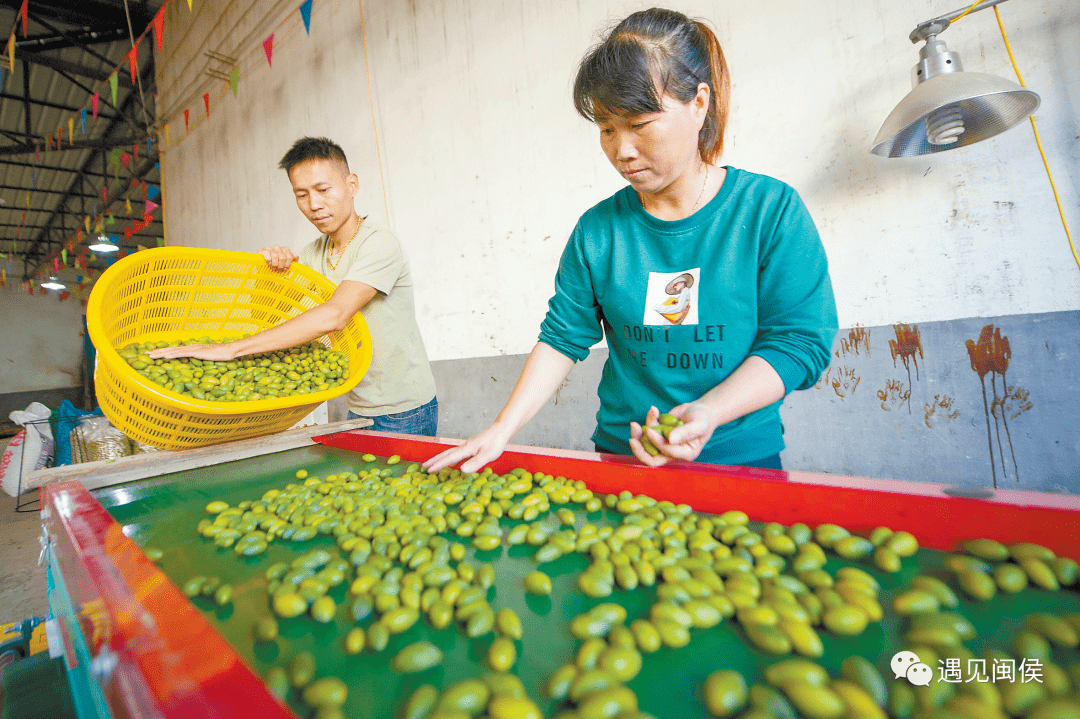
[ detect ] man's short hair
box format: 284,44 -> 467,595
279,137 -> 350,174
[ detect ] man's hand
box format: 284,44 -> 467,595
627,403 -> 721,466
422,423 -> 515,474
259,245 -> 300,272
146,343 -> 238,362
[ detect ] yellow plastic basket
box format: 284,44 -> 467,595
86,247 -> 372,451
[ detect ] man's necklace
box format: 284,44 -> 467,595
327,218 -> 362,271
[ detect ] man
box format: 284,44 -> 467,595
149,137 -> 438,435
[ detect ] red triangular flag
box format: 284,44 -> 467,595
133,219 -> 145,233
142,213 -> 152,227
263,34 -> 274,67
183,108 -> 189,132
203,93 -> 210,118
126,44 -> 138,81
19,0 -> 27,36
120,151 -> 131,168
152,7 -> 166,51
60,291 -> 71,302
133,143 -> 138,163
124,227 -> 133,240
92,93 -> 99,120
102,187 -> 107,202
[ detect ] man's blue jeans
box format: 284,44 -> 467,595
348,396 -> 438,436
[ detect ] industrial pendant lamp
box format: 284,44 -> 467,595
89,234 -> 119,253
41,276 -> 66,290
870,0 -> 1039,158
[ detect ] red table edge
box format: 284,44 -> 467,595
41,482 -> 296,719
313,430 -> 1080,560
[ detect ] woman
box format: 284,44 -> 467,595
425,8 -> 837,473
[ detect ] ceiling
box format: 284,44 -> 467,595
0,0 -> 164,281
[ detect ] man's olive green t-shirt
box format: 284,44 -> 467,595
299,219 -> 436,416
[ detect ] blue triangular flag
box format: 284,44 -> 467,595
147,138 -> 152,156
81,108 -> 87,134
155,162 -> 161,171
147,184 -> 160,200
300,0 -> 313,34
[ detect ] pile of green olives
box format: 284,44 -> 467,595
182,458 -> 1080,719
118,338 -> 349,402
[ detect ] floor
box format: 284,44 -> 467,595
0,437 -> 50,624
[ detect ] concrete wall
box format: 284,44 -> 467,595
156,0 -> 1080,490
0,286 -> 86,403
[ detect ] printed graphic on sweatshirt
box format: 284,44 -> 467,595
643,269 -> 699,326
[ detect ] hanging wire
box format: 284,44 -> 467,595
950,0 -> 985,24
358,0 -> 391,223
121,0 -> 154,137
992,6 -> 1078,271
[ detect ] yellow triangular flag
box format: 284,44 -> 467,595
187,0 -> 192,9
68,117 -> 74,143
125,198 -> 132,214
84,216 -> 91,233
7,34 -> 13,73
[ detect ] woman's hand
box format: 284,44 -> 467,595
628,403 -> 721,466
146,343 -> 238,361
259,245 -> 299,272
422,422 -> 516,474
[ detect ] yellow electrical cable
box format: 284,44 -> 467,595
358,0 -> 392,223
993,6 -> 1078,271
951,0 -> 984,24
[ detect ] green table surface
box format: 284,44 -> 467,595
93,444 -> 1080,718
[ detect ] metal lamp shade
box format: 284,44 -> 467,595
871,71 -> 1040,158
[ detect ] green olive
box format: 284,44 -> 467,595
488,636 -> 517,672
393,640 -> 444,673
303,677 -> 347,708
289,650 -> 316,687
524,571 -> 552,595
704,670 -> 748,717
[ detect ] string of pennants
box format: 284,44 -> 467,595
3,0 -> 323,302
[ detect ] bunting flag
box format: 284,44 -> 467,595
124,227 -> 133,240
133,143 -> 138,163
203,92 -> 210,117
300,0 -> 313,34
92,92 -> 99,120
142,213 -> 152,227
57,126 -> 61,148
126,45 -> 138,81
76,229 -> 82,241
229,66 -> 239,97
187,0 -> 192,10
263,34 -> 274,67
133,219 -> 145,233
145,200 -> 159,215
109,72 -> 118,105
121,151 -> 131,169
147,185 -> 160,200
106,211 -> 114,226
19,0 -> 27,36
94,217 -> 103,233
183,108 -> 189,132
8,33 -> 15,73
68,118 -> 74,143
60,291 -> 70,302
84,216 -> 91,233
157,237 -> 165,247
81,108 -> 86,134
102,186 -> 107,202
164,122 -> 170,147
152,7 -> 166,50
125,198 -> 132,214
